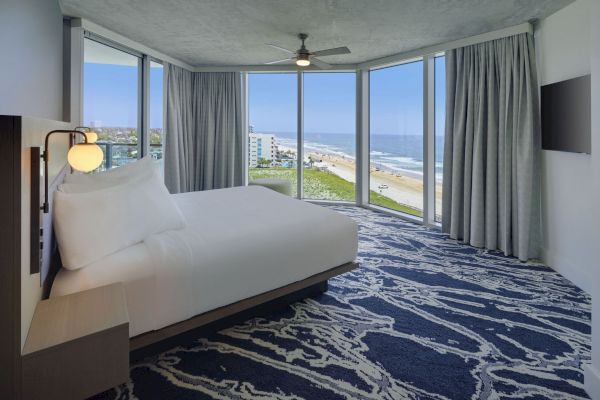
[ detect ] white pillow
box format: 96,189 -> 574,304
54,170 -> 185,270
63,155 -> 155,185
59,160 -> 160,193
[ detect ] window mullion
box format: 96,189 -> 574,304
297,71 -> 304,200
423,55 -> 436,226
140,55 -> 149,158
241,72 -> 249,186
356,69 -> 370,206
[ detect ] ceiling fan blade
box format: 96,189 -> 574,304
265,58 -> 294,65
310,57 -> 332,69
312,46 -> 351,57
266,44 -> 295,54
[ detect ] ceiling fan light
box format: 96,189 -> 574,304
296,56 -> 310,67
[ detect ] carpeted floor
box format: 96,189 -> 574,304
100,206 -> 591,400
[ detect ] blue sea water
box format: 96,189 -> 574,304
265,131 -> 444,178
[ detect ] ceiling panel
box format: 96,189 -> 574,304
61,0 -> 573,67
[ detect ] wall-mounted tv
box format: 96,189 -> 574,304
541,74 -> 591,154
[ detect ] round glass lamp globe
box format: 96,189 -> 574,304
296,59 -> 310,67
67,143 -> 104,172
85,130 -> 98,143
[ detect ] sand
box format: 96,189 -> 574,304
276,144 -> 442,215
308,152 -> 443,214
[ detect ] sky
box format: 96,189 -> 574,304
83,57 -> 445,136
83,63 -> 163,129
249,57 -> 445,136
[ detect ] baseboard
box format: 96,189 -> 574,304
584,363 -> 600,399
541,246 -> 592,295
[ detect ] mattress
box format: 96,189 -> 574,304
51,185 -> 358,337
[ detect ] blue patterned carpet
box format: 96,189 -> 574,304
104,206 -> 591,400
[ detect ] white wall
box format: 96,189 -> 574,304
585,0 -> 600,397
536,0 -> 600,397
0,0 -> 76,349
0,0 -> 64,121
535,0 -> 594,294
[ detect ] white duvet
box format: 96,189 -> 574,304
51,186 -> 358,336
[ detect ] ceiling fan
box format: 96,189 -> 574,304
265,33 -> 351,69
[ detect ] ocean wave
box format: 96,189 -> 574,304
369,150 -> 390,156
375,161 -> 424,176
378,155 -> 423,166
270,134 -> 443,174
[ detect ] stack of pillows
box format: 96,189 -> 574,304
53,156 -> 186,271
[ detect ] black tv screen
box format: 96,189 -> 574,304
541,74 -> 591,154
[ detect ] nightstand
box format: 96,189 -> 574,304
22,283 -> 130,400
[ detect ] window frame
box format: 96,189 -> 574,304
245,71 -> 300,197
301,70 -> 357,203
148,58 -> 165,163
242,59 -> 443,226
367,57 -> 425,219
82,32 -> 165,166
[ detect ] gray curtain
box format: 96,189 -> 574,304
442,33 -> 541,261
164,64 -> 195,193
194,73 -> 243,191
164,64 -> 243,193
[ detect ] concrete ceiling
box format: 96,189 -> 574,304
61,0 -> 572,68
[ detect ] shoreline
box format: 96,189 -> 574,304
278,143 -> 442,183
310,152 -> 435,210
275,143 -> 442,212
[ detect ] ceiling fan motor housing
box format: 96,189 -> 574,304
265,32 -> 350,69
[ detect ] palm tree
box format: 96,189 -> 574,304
257,158 -> 271,168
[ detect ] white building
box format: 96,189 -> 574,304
248,133 -> 277,167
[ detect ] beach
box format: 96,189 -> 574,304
310,152 -> 442,213
276,141 -> 442,217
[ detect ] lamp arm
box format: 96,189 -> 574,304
41,130 -> 89,213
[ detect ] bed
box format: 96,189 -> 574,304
50,181 -> 358,347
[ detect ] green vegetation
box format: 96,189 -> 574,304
370,193 -> 422,217
249,167 -> 422,217
256,158 -> 272,167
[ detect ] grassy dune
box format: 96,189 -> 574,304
249,167 -> 422,216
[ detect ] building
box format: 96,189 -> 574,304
248,133 -> 277,167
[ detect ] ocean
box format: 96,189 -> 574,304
264,131 -> 444,179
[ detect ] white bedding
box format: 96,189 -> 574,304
51,186 -> 358,337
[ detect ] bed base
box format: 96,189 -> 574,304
129,261 -> 358,356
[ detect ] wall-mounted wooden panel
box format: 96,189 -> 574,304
30,147 -> 41,275
0,115 -> 22,399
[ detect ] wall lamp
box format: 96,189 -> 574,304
37,129 -> 103,213
74,126 -> 99,143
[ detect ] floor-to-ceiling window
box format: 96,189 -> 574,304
149,60 -> 164,165
248,73 -> 298,196
303,72 -> 356,201
243,56 -> 442,220
434,56 -> 446,222
84,38 -> 140,170
369,60 -> 424,217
